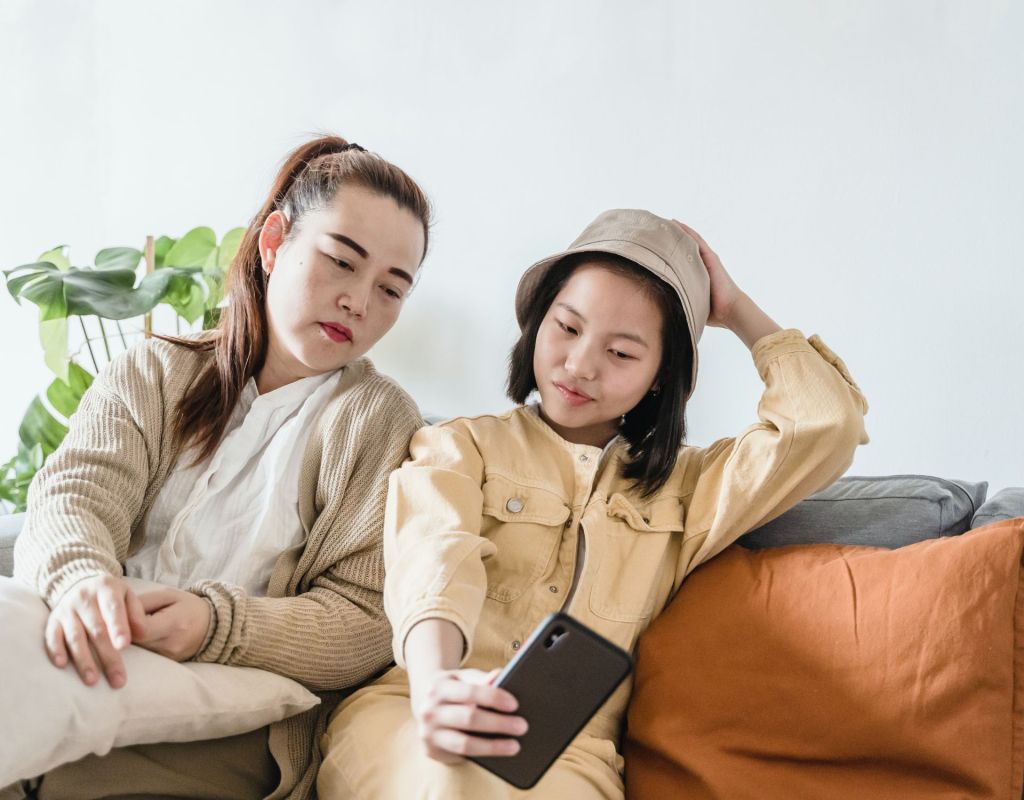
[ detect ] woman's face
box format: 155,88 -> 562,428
257,185 -> 425,393
533,263 -> 664,447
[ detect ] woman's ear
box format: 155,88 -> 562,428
258,211 -> 289,275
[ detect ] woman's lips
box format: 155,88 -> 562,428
319,322 -> 353,343
554,382 -> 592,407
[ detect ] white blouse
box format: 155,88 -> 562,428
125,369 -> 341,596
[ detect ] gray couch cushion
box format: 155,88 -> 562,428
741,475 -> 988,550
971,488 -> 1024,529
0,513 -> 24,578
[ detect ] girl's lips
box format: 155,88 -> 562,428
554,382 -> 592,407
319,322 -> 352,343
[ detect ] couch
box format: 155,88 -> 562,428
4,475 -> 1023,798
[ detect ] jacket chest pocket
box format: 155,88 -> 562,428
588,493 -> 682,622
480,475 -> 571,603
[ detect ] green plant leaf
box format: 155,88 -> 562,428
160,270 -> 209,324
95,247 -> 142,271
163,227 -> 216,268
18,397 -> 69,456
5,262 -> 69,320
37,245 -> 70,272
153,236 -> 175,268
218,227 -> 246,269
202,307 -> 222,330
46,361 -> 94,418
40,317 -> 69,382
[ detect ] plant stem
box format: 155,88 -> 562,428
97,317 -> 112,362
175,315 -> 181,335
77,317 -> 99,373
115,320 -> 128,349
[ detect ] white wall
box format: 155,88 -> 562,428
1,0 -> 1021,494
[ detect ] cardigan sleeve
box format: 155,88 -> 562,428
13,349 -> 157,606
187,378 -> 426,691
673,328 -> 869,587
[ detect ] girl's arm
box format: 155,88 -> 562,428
404,618 -> 525,763
669,222 -> 869,587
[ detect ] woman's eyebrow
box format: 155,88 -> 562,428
326,233 -> 414,285
555,302 -> 649,347
327,232 -> 368,258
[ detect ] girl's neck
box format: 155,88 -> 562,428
536,405 -> 618,449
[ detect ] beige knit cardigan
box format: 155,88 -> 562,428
14,338 -> 423,799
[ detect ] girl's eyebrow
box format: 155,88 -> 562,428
555,302 -> 650,348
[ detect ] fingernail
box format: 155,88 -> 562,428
115,635 -> 129,649
110,672 -> 124,688
516,719 -> 529,735
84,670 -> 96,683
54,655 -> 66,667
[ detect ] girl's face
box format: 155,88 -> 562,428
257,185 -> 425,393
533,263 -> 664,447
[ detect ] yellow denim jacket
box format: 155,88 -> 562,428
382,329 -> 869,741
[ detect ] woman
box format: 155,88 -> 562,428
318,209 -> 870,798
5,135 -> 430,799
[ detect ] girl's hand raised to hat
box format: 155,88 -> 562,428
671,220 -> 741,328
672,220 -> 781,349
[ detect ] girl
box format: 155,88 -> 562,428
318,209 -> 869,798
4,135 -> 431,800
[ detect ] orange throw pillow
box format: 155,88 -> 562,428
625,518 -> 1024,800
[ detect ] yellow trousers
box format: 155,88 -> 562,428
318,667 -> 623,800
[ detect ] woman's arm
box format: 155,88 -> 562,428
181,383 -> 424,691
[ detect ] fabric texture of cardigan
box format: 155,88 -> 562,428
14,337 -> 423,800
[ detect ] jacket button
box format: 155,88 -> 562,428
549,585 -> 559,593
511,640 -> 521,651
578,454 -> 589,463
506,498 -> 524,513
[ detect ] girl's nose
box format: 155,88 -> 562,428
565,342 -> 598,381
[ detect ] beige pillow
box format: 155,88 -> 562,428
0,576 -> 319,785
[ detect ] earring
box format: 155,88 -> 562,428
620,413 -> 626,426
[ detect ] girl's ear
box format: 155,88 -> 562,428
258,210 -> 289,275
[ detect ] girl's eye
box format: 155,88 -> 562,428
611,350 -> 637,361
556,320 -> 578,336
382,286 -> 402,300
329,255 -> 353,271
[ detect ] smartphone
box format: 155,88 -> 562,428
469,612 -> 633,789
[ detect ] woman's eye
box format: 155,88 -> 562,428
329,255 -> 353,271
611,350 -> 636,361
556,320 -> 578,336
382,286 -> 402,300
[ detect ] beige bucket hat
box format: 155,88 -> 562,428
515,209 -> 711,397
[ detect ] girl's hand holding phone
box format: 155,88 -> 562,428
409,667 -> 528,764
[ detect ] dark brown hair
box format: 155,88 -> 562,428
163,135 -> 432,463
507,253 -> 694,497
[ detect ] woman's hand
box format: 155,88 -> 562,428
410,668 -> 528,764
132,586 -> 212,662
44,574 -> 146,689
673,219 -> 782,349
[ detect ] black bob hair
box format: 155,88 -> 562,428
507,252 -> 695,497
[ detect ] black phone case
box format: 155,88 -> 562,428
469,612 -> 633,789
